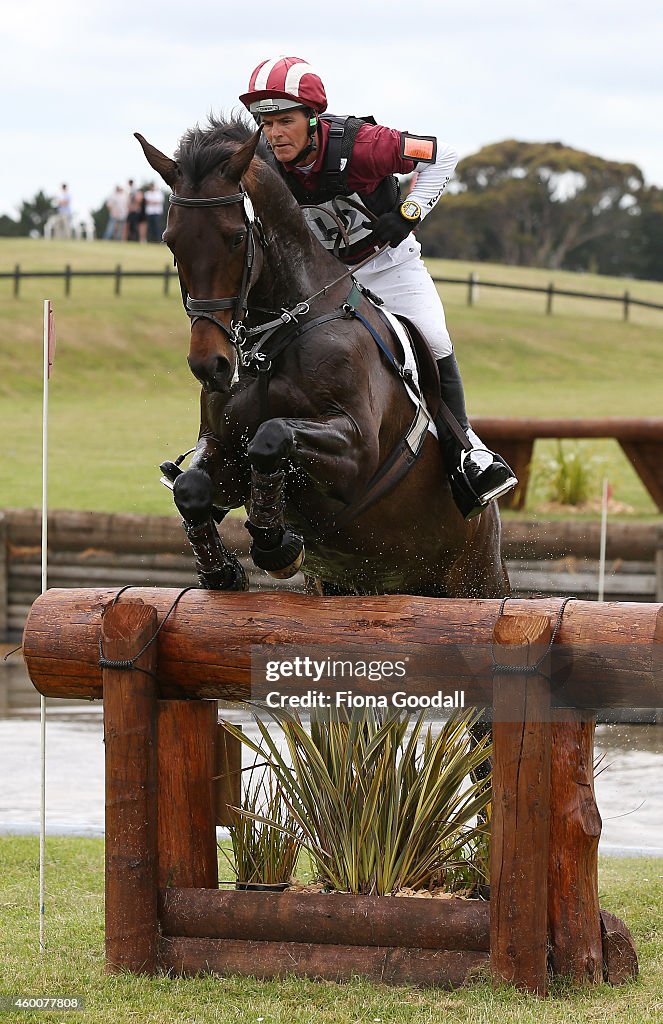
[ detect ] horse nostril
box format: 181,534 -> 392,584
187,354 -> 233,392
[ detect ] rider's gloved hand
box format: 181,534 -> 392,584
372,201 -> 421,247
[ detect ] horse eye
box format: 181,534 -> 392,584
232,231 -> 246,249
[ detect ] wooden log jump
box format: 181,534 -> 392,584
23,590 -> 651,992
472,416 -> 663,511
23,589 -> 663,708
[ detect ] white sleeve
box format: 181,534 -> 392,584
407,142 -> 458,221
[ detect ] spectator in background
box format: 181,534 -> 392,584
53,184 -> 73,239
126,180 -> 143,241
144,183 -> 165,242
103,186 -> 129,240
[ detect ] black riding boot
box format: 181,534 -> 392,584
436,354 -> 517,519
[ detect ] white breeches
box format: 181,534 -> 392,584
352,236 -> 453,359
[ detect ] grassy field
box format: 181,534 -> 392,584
0,836 -> 661,1024
1,238 -> 662,517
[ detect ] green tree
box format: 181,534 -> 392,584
0,214 -> 21,237
16,191 -> 57,236
418,140 -> 645,271
637,186 -> 663,280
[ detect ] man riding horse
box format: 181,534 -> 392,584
240,55 -> 517,520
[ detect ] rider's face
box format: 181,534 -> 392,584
261,110 -> 313,165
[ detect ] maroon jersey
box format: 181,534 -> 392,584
282,118 -> 418,194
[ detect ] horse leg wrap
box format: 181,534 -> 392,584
182,516 -> 248,591
246,467 -> 305,578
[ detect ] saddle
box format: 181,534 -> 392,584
374,307 -> 441,424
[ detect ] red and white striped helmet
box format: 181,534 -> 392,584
240,56 -> 328,117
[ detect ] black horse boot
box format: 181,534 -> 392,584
435,353 -> 518,520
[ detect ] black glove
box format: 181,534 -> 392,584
373,207 -> 420,247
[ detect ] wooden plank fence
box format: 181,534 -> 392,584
2,510 -> 662,641
473,417 -> 663,512
434,272 -> 663,321
2,265 -> 177,298
3,265 -> 663,320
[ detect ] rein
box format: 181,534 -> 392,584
169,184 -> 438,530
169,185 -> 389,370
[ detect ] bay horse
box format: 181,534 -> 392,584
135,116 -> 508,602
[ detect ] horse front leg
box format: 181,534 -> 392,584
246,414 -> 372,579
171,434 -> 249,591
245,421 -> 305,579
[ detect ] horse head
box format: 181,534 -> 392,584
135,126 -> 264,393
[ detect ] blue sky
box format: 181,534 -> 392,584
2,0 -> 662,220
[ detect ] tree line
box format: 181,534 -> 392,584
3,140 -> 662,281
417,139 -> 663,281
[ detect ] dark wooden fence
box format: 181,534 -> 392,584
473,417 -> 663,512
3,265 -> 663,320
3,510 -> 662,641
1,264 -> 177,298
433,272 -> 663,321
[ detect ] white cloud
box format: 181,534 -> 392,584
1,0 -> 662,218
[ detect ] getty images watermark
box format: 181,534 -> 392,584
249,639 -> 662,719
251,646 -> 466,713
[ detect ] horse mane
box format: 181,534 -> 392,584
174,112 -> 270,187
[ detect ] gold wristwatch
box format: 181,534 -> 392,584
400,199 -> 422,221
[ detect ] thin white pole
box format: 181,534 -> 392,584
39,300 -> 51,953
597,478 -> 609,603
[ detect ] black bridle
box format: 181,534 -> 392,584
169,185 -> 392,376
169,186 -> 260,351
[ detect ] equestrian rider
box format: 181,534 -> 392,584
240,56 -> 517,520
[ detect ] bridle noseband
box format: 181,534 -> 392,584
169,187 -> 261,351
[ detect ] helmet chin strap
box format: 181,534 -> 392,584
292,112 -> 319,165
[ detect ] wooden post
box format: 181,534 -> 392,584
13,264 -> 20,298
215,722 -> 242,826
102,600 -> 158,974
548,712 -> 603,982
64,264 -> 72,297
490,612 -> 552,995
619,439 -> 663,513
623,290 -> 630,322
157,700 -> 219,889
163,264 -> 171,296
546,282 -> 554,314
114,264 -> 122,297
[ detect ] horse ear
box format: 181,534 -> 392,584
224,128 -> 263,184
134,133 -> 179,187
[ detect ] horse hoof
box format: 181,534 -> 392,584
250,529 -> 305,578
173,469 -> 214,524
267,548 -> 306,580
197,561 -> 249,591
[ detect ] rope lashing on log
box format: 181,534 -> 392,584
98,585 -> 196,678
491,596 -> 576,677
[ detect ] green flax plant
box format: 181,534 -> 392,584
538,441 -> 600,506
222,707 -> 491,895
220,758 -> 303,886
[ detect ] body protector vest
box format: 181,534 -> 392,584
271,115 -> 400,264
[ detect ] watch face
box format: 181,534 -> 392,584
401,200 -> 421,221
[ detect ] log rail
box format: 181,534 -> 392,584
472,417 -> 663,512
